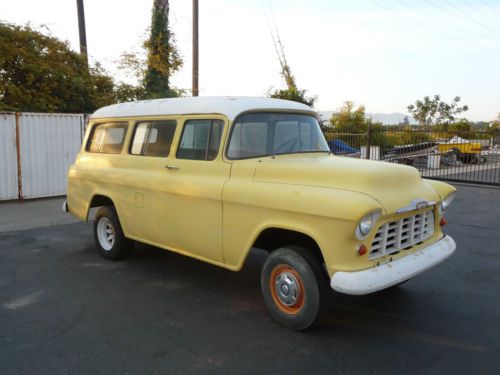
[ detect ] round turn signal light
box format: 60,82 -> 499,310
357,244 -> 368,256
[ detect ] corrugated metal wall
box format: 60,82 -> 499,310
19,113 -> 83,198
0,112 -> 84,201
0,113 -> 19,200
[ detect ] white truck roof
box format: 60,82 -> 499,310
91,96 -> 315,121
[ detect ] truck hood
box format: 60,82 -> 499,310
253,155 -> 440,214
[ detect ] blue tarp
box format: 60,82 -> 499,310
328,139 -> 358,154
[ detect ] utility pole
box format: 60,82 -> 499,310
76,0 -> 88,65
192,0 -> 199,96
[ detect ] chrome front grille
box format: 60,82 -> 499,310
369,209 -> 435,260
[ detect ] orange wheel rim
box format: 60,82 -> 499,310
269,264 -> 305,314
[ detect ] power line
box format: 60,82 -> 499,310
261,0 -> 297,90
265,0 -> 290,72
443,0 -> 500,36
261,1 -> 284,71
401,0 -> 500,42
368,0 -> 500,52
425,0 -> 500,40
423,0 -> 465,20
460,0 -> 500,30
477,0 -> 500,17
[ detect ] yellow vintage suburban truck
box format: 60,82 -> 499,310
65,97 -> 456,330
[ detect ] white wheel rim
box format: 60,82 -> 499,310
97,217 -> 115,251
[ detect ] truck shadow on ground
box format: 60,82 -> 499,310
2,221 -> 494,374
82,239 -> 482,353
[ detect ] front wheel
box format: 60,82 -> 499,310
261,246 -> 325,331
93,206 -> 132,260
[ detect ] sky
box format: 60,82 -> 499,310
2,0 -> 500,121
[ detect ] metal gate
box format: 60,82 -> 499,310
324,127 -> 500,186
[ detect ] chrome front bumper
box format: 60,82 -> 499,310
330,235 -> 456,295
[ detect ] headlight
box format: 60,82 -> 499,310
356,210 -> 381,240
441,192 -> 456,213
359,217 -> 373,236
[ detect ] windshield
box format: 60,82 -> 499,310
227,112 -> 330,159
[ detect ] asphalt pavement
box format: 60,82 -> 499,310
0,197 -> 79,233
0,185 -> 499,374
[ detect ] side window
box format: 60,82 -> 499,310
176,120 -> 224,161
87,124 -> 106,153
86,123 -> 127,154
130,120 -> 177,157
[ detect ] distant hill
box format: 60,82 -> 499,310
318,111 -> 417,126
370,113 -> 417,125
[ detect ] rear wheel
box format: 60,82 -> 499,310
93,206 -> 132,260
261,246 -> 325,331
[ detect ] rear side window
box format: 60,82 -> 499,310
176,120 -> 224,161
86,123 -> 127,154
130,120 -> 177,157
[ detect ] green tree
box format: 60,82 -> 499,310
407,95 -> 468,126
327,102 -> 432,149
491,113 -> 500,130
449,118 -> 472,132
327,102 -> 387,148
446,118 -> 473,139
266,38 -> 316,107
267,60 -> 316,107
268,87 -> 316,107
329,101 -> 370,132
486,113 -> 500,138
0,22 -> 117,112
113,83 -> 145,103
143,0 -> 182,98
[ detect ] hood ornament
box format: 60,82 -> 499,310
396,198 -> 436,214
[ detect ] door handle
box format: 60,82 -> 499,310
165,165 -> 180,170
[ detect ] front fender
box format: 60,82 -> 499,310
424,179 -> 456,201
221,181 -> 383,272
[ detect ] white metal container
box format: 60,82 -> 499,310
360,145 -> 380,160
427,154 -> 441,169
18,113 -> 84,199
0,113 -> 19,200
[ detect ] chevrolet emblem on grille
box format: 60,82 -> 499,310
396,198 -> 435,214
416,201 -> 428,210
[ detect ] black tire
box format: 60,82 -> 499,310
261,246 -> 326,331
93,206 -> 132,260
